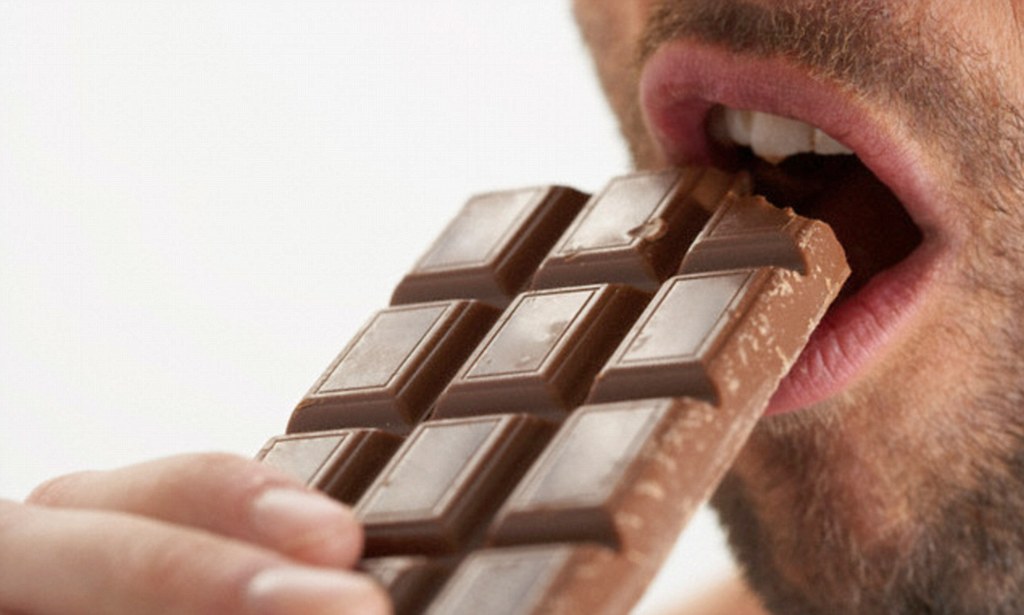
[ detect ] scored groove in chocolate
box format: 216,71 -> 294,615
259,171 -> 850,614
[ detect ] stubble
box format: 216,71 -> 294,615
587,1 -> 1024,613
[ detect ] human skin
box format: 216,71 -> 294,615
0,454 -> 390,614
572,0 -> 1024,613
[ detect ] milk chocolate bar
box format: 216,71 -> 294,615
258,169 -> 849,614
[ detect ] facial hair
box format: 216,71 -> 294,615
598,1 -> 1024,613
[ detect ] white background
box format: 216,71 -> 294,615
0,2 -> 736,612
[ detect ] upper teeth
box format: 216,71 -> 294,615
711,107 -> 854,163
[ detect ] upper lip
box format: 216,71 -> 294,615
638,41 -> 953,245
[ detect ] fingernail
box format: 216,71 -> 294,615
249,488 -> 363,566
247,566 -> 390,615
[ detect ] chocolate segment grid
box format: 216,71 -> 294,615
258,170 -> 849,614
679,192 -> 814,274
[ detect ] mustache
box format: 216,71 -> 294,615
638,0 -> 923,95
636,0 -> 1021,194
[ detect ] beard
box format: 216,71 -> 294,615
712,410 -> 1024,615
581,0 -> 1024,613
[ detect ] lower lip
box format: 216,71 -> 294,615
763,239 -> 940,416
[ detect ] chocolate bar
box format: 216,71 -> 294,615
258,169 -> 849,613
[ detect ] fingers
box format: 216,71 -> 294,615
8,454 -> 389,613
26,452 -> 361,567
0,499 -> 391,615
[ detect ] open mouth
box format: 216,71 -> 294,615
639,43 -> 947,416
709,108 -> 922,304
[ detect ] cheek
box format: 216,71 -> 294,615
573,0 -> 648,62
572,0 -> 649,115
571,0 -> 668,167
927,0 -> 1024,103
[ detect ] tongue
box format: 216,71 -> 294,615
748,153 -> 922,299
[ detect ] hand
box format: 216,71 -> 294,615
0,453 -> 390,615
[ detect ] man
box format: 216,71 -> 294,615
571,1 -> 1024,613
2,1 -> 1021,613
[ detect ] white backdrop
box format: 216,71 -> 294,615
0,2 -> 736,612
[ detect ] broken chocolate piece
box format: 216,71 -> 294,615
679,193 -> 813,274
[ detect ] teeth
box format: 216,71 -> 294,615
712,107 -> 854,163
724,108 -> 753,147
749,112 -> 813,163
812,128 -> 852,156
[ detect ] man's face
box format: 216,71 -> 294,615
573,1 -> 1024,613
